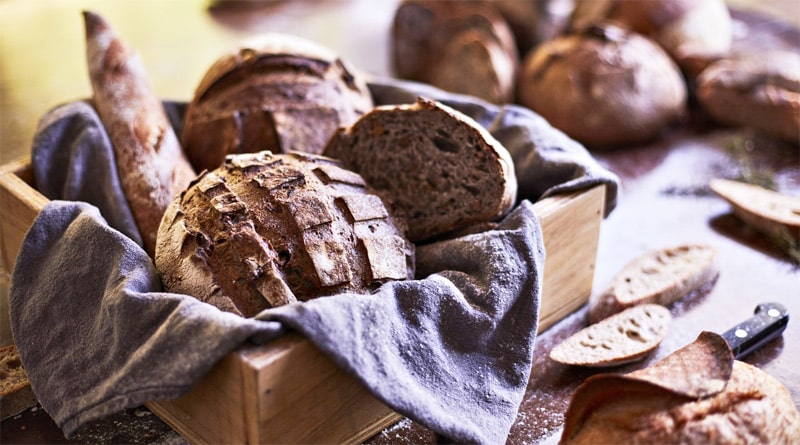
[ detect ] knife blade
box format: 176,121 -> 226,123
721,302 -> 789,360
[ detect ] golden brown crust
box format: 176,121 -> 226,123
83,11 -> 196,257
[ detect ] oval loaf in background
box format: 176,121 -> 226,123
155,151 -> 415,317
517,23 -> 687,148
588,244 -> 718,323
323,97 -> 517,243
181,34 -> 374,173
549,304 -> 671,367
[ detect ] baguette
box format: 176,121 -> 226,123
549,304 -> 671,367
323,97 -> 517,243
710,178 -> 800,243
0,345 -> 37,419
589,244 -> 718,323
84,11 -> 197,256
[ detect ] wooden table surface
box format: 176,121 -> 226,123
2,1 -> 798,444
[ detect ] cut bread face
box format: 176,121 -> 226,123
550,304 -> 671,368
589,244 -> 718,323
710,178 -> 800,243
324,97 -> 517,243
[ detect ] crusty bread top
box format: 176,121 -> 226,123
560,332 -> 800,444
549,304 -> 671,368
323,97 -> 517,243
155,151 -> 414,317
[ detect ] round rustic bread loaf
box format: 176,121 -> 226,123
181,34 -> 374,173
155,151 -> 415,317
517,23 -> 687,148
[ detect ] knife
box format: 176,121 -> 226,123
721,302 -> 789,360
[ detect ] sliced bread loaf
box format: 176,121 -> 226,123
549,304 -> 671,367
323,97 -> 517,243
589,244 -> 718,323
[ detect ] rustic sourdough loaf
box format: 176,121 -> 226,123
696,51 -> 800,143
323,97 -> 517,243
155,151 -> 414,317
589,244 -> 718,323
84,11 -> 197,257
391,0 -> 519,104
1,345 -> 37,419
181,34 -> 374,173
517,23 -> 687,148
549,304 -> 671,367
560,332 -> 800,444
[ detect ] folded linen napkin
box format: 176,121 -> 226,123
10,79 -> 620,443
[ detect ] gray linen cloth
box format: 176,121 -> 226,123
10,79 -> 619,443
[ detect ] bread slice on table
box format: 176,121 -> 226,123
84,11 -> 197,256
1,345 -> 37,419
710,178 -> 800,243
549,304 -> 671,368
323,97 -> 517,243
589,244 -> 718,323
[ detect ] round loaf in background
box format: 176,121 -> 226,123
517,23 -> 687,148
155,151 -> 415,318
181,34 -> 374,173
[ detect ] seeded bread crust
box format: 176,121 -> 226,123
181,34 -> 374,173
589,244 -> 718,323
549,304 -> 671,367
84,11 -> 197,257
155,151 -> 415,317
323,97 -> 517,243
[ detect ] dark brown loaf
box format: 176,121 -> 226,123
181,34 -> 374,173
84,11 -> 197,257
155,151 -> 414,317
517,23 -> 687,148
323,97 -> 517,243
391,0 -> 519,104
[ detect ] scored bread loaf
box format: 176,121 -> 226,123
549,304 -> 671,367
560,332 -> 800,444
181,34 -> 374,173
323,97 -> 517,243
155,151 -> 414,317
84,11 -> 197,257
1,345 -> 37,419
589,244 -> 718,323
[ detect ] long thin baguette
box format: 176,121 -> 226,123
84,11 -> 196,256
589,244 -> 718,323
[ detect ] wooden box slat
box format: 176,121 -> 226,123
0,158 -> 605,444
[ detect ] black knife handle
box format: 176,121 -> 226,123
721,302 -> 789,360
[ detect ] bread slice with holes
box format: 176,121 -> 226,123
1,345 -> 37,419
550,304 -> 671,367
323,97 -> 517,243
589,244 -> 718,323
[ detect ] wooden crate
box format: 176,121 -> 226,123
0,158 -> 605,444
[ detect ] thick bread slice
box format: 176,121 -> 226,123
1,345 -> 37,419
84,11 -> 197,257
323,97 -> 517,243
710,179 -> 800,243
549,304 -> 671,367
589,244 -> 718,323
155,151 -> 415,317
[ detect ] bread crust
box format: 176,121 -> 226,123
0,345 -> 37,420
84,11 -> 197,257
181,34 -> 374,173
561,332 -> 800,444
155,151 -> 414,317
